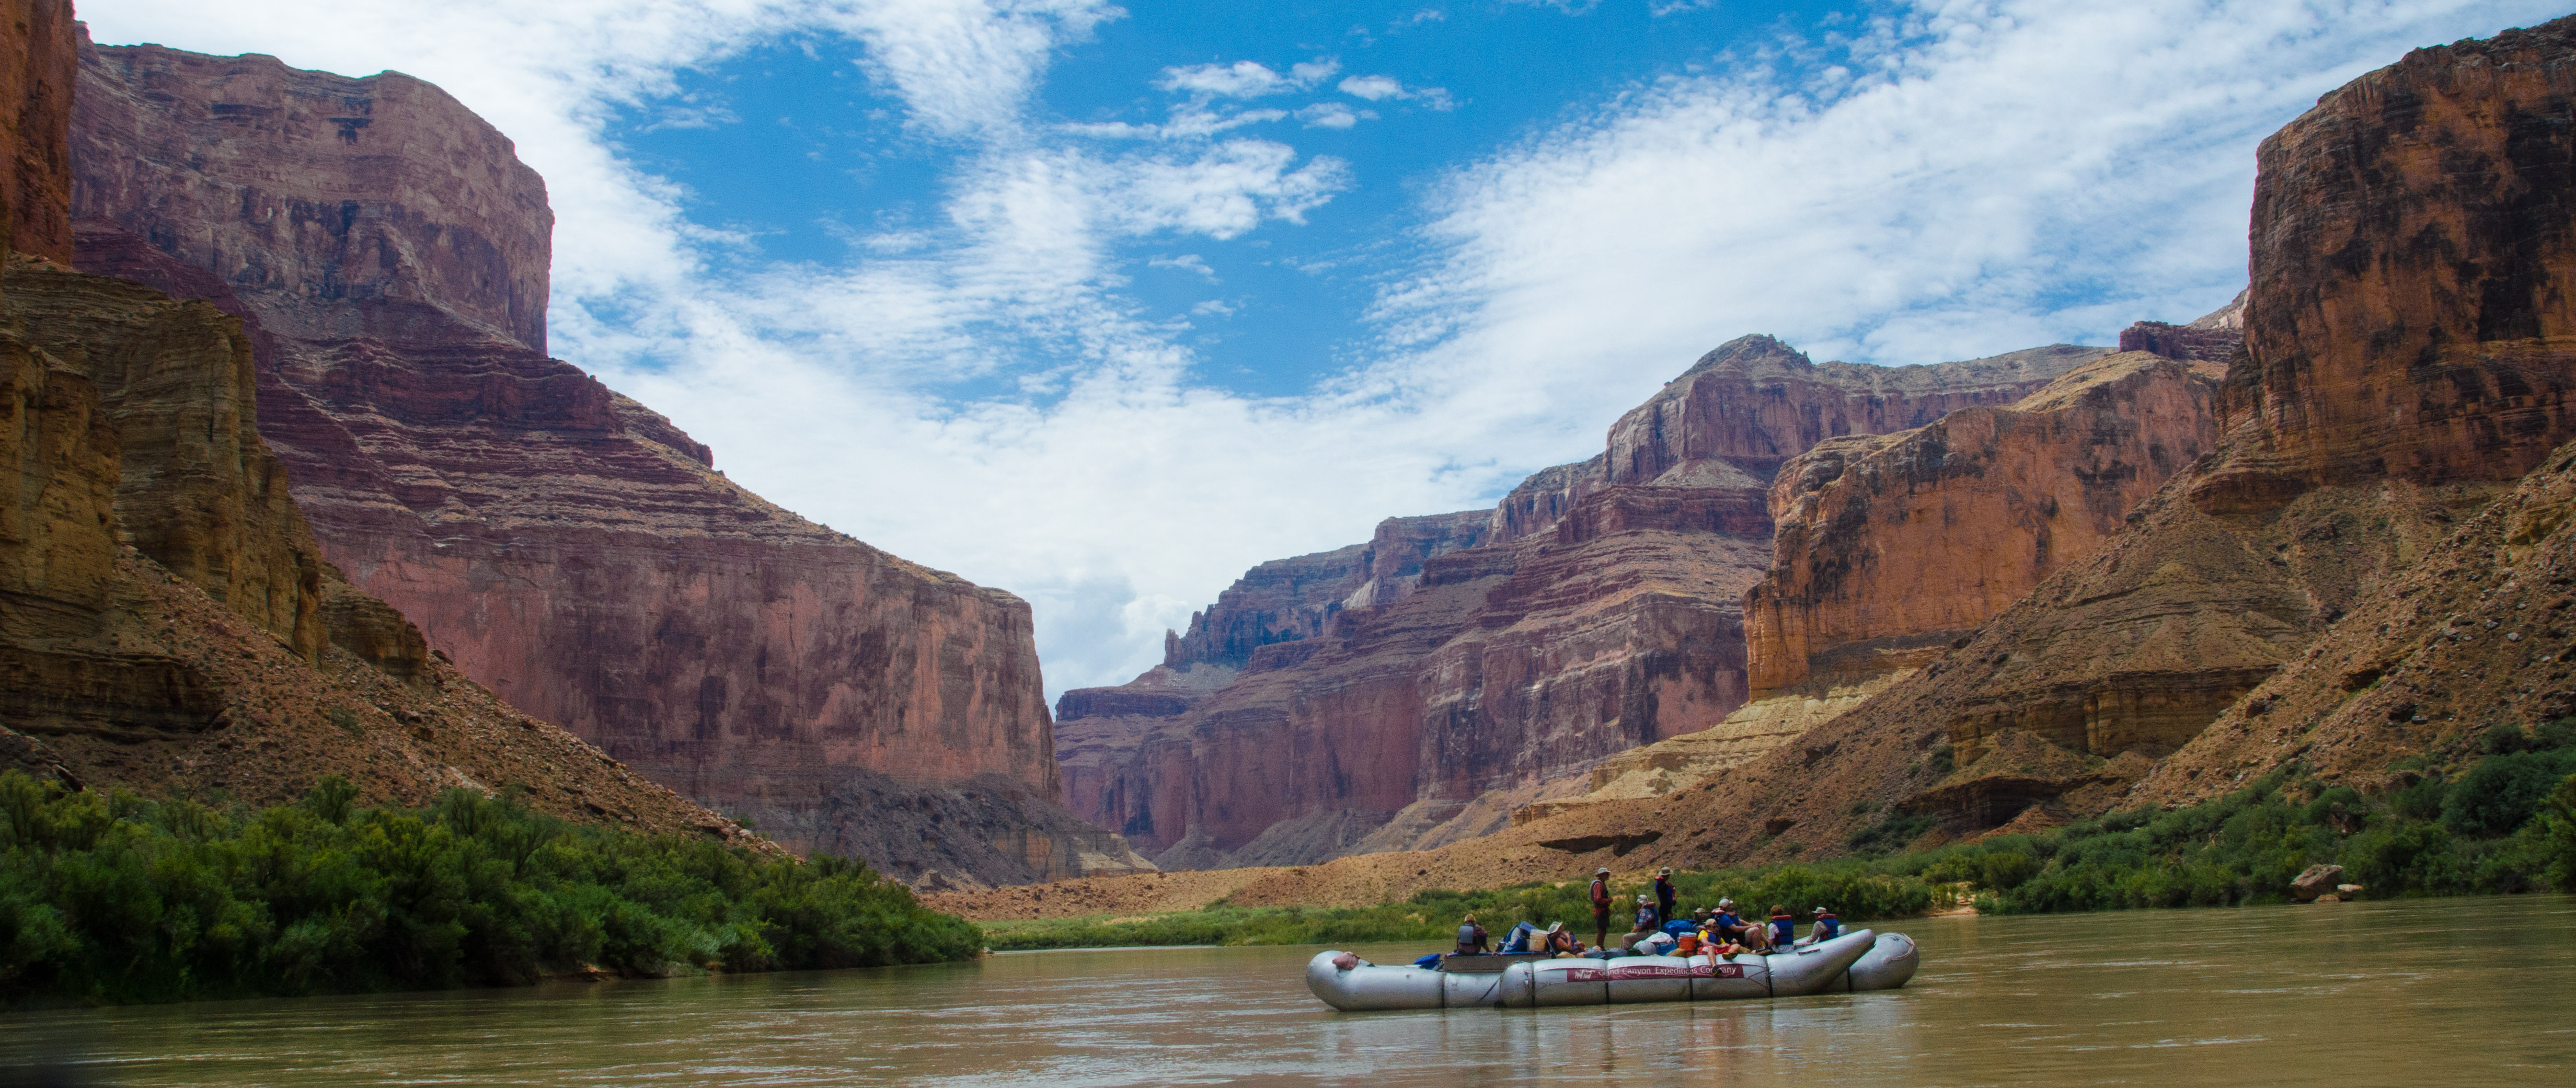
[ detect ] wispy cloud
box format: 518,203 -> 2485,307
1155,56 -> 1339,98
1338,74 -> 1456,110
1150,253 -> 1217,279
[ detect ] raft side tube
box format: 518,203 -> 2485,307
1307,952 -> 1444,1012
1844,932 -> 1919,992
1497,934 -> 1868,1009
1442,969 -> 1507,1008
1765,929 -> 1877,997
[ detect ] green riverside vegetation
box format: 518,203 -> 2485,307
0,772 -> 981,1006
988,723 -> 2576,953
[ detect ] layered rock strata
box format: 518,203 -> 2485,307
67,36 -> 1141,884
1744,351 -> 2225,699
1062,336 -> 2104,867
1,251 -> 734,840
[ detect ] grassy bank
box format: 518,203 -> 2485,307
0,772 -> 980,1006
993,724 -> 2576,952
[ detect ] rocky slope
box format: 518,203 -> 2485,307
66,34 -> 1144,885
1060,336 -> 2107,867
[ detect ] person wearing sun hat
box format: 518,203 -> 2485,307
1652,866 -> 1677,926
1808,905 -> 1841,943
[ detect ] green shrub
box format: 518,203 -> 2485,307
0,771 -> 978,1006
2442,750 -> 2576,837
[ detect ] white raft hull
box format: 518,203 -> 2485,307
1305,930 -> 1917,1012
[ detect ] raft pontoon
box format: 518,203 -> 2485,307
1304,929 -> 1917,1011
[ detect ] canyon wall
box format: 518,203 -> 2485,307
1061,335 -> 2106,866
2,5 -> 739,839
1744,351 -> 2225,698
1564,13 -> 2576,861
67,35 -> 1142,885
0,0 -> 69,261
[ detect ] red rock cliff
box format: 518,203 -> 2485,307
2204,19 -> 2576,507
0,0 -> 70,262
1062,337 -> 2103,866
67,36 -> 1136,885
1744,351 -> 2223,698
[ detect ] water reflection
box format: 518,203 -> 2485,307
3,896 -> 2569,1085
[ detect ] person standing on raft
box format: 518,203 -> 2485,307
1652,867 -> 1676,925
1590,867 -> 1613,949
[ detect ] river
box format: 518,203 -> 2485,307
3,895 -> 2569,1085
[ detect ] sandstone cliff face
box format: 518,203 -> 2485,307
0,1 -> 70,262
1744,352 -> 2223,698
72,33 -> 547,351
2203,20 -> 2576,507
6,261 -> 325,658
1161,510 -> 1492,669
0,258 -> 742,842
68,38 -> 1137,885
1062,337 -> 2102,866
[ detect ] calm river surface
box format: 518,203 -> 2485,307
4,895 -> 2570,1085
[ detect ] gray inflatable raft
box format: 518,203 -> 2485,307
1304,929 -> 1917,1012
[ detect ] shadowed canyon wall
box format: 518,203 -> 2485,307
66,33 -> 1144,886
1060,335 -> 2108,867
3,2 -> 742,839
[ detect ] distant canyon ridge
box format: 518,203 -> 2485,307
1054,315 -> 2241,868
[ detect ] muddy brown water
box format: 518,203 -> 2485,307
4,895 -> 2569,1085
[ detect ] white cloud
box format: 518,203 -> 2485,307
1156,56 -> 1338,99
1338,73 -> 1456,110
77,0 -> 2571,707
1191,298 -> 1237,317
1296,102 -> 1366,129
1151,253 -> 1217,279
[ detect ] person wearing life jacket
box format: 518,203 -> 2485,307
1767,904 -> 1796,949
1709,898 -> 1750,944
1808,906 -> 1840,943
1652,867 -> 1677,926
1455,913 -> 1491,956
1590,867 -> 1613,949
1618,895 -> 1659,954
1543,923 -> 1580,957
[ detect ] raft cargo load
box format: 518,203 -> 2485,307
1304,929 -> 1916,1011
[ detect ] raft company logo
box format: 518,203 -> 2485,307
1560,964 -> 1743,981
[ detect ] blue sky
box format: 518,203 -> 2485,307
606,2 -> 1857,398
92,1 -> 2564,699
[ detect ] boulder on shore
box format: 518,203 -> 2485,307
2291,864 -> 2345,902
